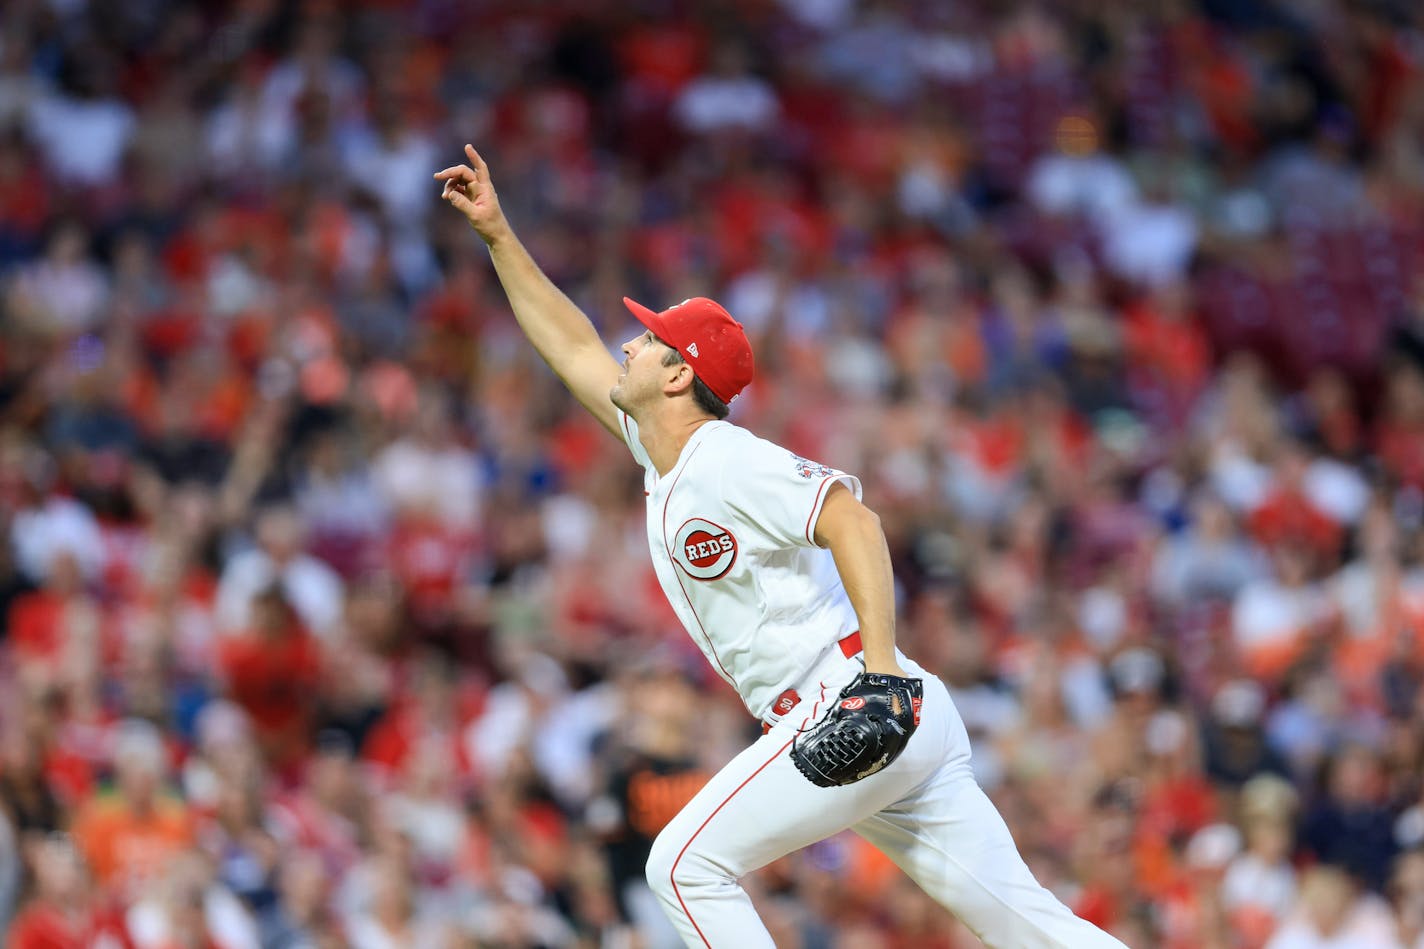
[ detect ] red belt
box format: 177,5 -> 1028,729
762,632 -> 862,733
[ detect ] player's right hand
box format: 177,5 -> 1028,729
434,144 -> 508,246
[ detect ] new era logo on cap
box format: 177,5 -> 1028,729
622,296 -> 755,403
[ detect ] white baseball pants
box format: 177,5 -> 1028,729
644,654 -> 1128,948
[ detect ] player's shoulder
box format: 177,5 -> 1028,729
696,422 -> 785,467
697,423 -> 836,480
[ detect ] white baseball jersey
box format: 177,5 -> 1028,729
617,411 -> 861,719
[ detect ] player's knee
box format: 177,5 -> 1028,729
644,828 -> 680,903
645,825 -> 718,905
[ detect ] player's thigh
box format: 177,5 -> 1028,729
649,728 -> 908,881
853,773 -> 1124,949
648,663 -> 966,883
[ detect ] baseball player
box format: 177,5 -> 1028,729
436,145 -> 1127,948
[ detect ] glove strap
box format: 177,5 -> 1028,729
855,673 -> 923,726
858,672 -> 921,693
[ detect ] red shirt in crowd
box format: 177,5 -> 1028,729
1248,488 -> 1341,557
6,900 -> 134,949
217,625 -> 322,766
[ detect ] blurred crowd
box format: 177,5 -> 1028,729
1,0 -> 1423,946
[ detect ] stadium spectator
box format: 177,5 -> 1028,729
69,720 -> 192,903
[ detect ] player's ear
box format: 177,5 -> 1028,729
664,363 -> 695,396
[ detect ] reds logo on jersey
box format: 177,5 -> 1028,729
673,517 -> 738,581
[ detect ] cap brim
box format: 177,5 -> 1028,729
623,296 -> 668,339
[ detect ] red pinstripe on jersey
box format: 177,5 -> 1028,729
660,442 -> 736,688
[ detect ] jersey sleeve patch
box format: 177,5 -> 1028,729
721,438 -> 861,550
792,454 -> 837,479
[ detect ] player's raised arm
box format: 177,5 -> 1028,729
435,144 -> 622,437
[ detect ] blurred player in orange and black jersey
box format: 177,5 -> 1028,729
592,665 -> 710,935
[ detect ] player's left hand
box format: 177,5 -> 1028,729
790,671 -> 922,788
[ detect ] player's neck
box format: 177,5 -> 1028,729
637,409 -> 718,476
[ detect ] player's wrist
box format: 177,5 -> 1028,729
861,654 -> 909,678
864,667 -> 911,682
478,218 -> 514,248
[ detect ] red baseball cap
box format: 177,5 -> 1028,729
623,296 -> 755,403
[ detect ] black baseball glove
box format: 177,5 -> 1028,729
790,672 -> 923,788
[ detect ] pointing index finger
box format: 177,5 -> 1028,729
465,144 -> 489,178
